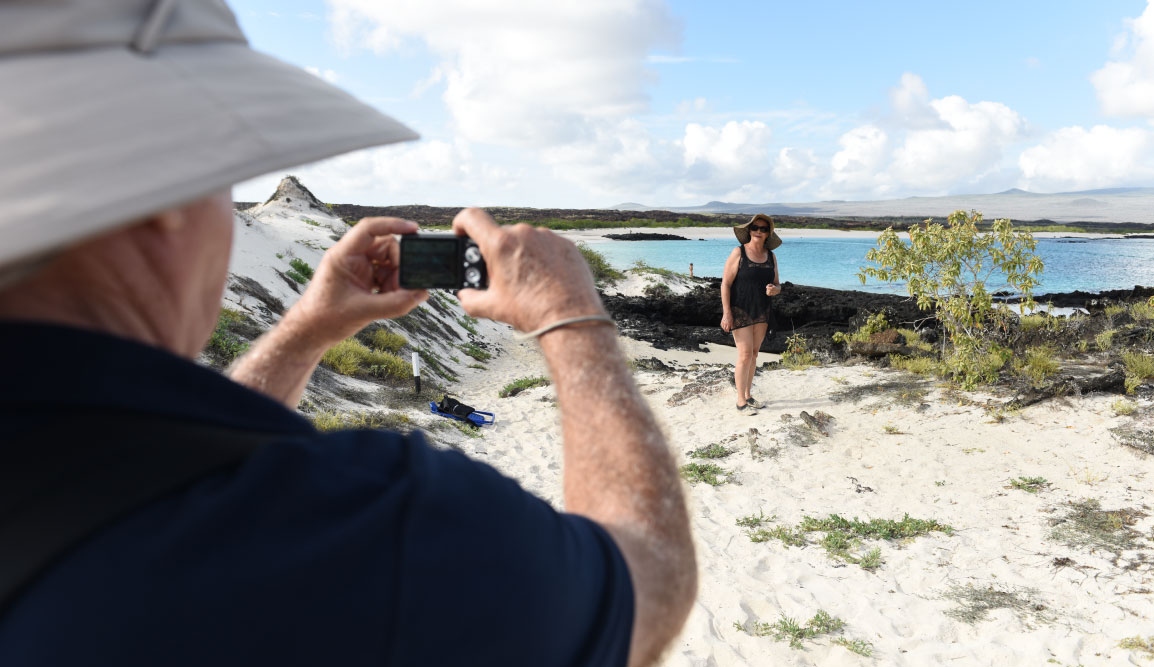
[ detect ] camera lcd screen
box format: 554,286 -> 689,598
400,237 -> 460,289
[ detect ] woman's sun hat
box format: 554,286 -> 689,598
0,0 -> 419,270
733,214 -> 783,250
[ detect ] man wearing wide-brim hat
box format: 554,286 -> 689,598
720,214 -> 782,413
0,2 -> 694,664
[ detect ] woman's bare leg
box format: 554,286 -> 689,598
732,326 -> 760,405
744,323 -> 769,399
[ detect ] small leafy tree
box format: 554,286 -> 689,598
858,210 -> 1043,389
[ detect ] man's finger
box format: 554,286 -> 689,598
344,217 -> 418,254
451,208 -> 501,245
457,287 -> 496,322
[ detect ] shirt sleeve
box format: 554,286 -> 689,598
385,432 -> 635,667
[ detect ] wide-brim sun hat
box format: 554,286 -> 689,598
0,0 -> 419,270
733,214 -> 782,250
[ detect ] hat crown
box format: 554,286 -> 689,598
0,0 -> 245,57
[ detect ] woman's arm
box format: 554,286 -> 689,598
720,248 -> 740,331
765,252 -> 781,297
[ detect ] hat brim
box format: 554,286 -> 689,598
0,42 -> 419,267
733,220 -> 783,251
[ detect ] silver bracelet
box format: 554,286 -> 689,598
515,315 -> 616,341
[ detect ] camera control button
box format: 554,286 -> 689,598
464,247 -> 482,264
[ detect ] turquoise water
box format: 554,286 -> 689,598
583,236 -> 1154,295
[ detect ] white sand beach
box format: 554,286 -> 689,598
222,182 -> 1154,666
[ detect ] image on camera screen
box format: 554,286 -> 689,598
401,238 -> 460,289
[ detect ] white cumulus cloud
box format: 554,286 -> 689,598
327,0 -> 678,148
1092,0 -> 1154,117
1018,125 -> 1154,191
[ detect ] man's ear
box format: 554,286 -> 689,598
149,208 -> 186,234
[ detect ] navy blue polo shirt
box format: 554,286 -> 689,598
0,324 -> 633,666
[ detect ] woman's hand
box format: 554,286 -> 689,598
720,312 -> 733,332
765,283 -> 781,297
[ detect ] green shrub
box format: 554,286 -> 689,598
311,410 -> 410,432
461,343 -> 492,362
1020,345 -> 1060,385
1113,398 -> 1137,416
943,341 -> 1011,390
631,260 -> 682,278
1123,351 -> 1154,393
889,355 -> 941,376
302,218 -> 321,227
1096,329 -> 1117,351
859,210 -> 1043,389
369,329 -> 407,354
679,462 -> 728,486
577,244 -> 624,285
288,257 -> 314,281
832,312 -> 889,345
897,328 -> 932,352
1132,299 -> 1154,321
206,308 -> 251,363
782,333 -> 818,370
499,376 -> 551,398
1020,314 -> 1059,332
322,338 -> 412,380
458,315 -> 479,336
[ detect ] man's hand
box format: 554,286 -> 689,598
287,217 -> 428,347
450,208 -> 604,332
228,217 -> 427,408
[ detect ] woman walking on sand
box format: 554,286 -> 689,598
720,214 -> 782,412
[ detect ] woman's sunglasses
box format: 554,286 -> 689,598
749,225 -> 770,233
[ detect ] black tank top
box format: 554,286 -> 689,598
729,245 -> 776,330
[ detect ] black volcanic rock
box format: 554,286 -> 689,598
602,280 -> 930,353
603,232 -> 689,241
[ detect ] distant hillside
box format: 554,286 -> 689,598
612,187 -> 1154,224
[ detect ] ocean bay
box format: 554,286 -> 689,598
581,233 -> 1154,295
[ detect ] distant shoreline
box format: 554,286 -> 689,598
233,202 -> 1154,235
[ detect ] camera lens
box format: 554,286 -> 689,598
465,267 -> 481,285
464,246 -> 482,264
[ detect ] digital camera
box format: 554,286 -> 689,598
398,233 -> 488,290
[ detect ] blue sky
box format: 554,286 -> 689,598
231,0 -> 1154,208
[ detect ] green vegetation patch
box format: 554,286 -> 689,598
288,257 -> 314,282
322,338 -> 412,380
1112,398 -> 1138,416
458,315 -> 479,336
310,409 -> 410,432
499,376 -> 551,398
734,609 -> 871,655
739,512 -> 950,570
1049,498 -> 1146,559
460,342 -> 492,362
782,333 -> 819,370
205,307 -> 266,366
688,442 -> 735,459
452,421 -> 483,439
1009,476 -> 1050,493
1120,636 -> 1154,660
302,217 -> 321,227
367,328 -> 407,354
679,462 -> 729,486
577,243 -> 624,285
631,259 -> 683,279
943,584 -> 1053,626
1123,351 -> 1154,393
1018,345 -> 1060,385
